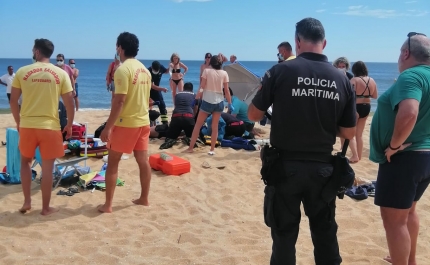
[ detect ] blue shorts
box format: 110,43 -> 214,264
200,100 -> 224,114
109,82 -> 115,92
375,151 -> 430,209
75,83 -> 79,97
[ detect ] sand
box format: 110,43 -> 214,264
0,110 -> 429,265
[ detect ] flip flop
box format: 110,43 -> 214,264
1,141 -> 6,146
68,187 -> 80,193
57,190 -> 74,196
208,151 -> 215,156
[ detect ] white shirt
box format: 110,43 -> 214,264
1,73 -> 15,93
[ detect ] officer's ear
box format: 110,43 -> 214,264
322,39 -> 327,50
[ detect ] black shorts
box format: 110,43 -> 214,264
375,151 -> 430,209
166,116 -> 195,139
244,122 -> 254,132
225,123 -> 246,138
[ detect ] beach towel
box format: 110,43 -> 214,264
6,128 -> 21,184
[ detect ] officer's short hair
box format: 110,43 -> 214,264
295,17 -> 325,44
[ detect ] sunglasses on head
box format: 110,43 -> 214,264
407,32 -> 426,51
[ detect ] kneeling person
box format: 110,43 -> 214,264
160,82 -> 196,149
222,112 -> 245,139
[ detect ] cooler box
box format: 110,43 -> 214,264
149,153 -> 190,176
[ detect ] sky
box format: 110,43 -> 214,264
0,0 -> 429,62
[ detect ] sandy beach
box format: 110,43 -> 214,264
0,110 -> 429,265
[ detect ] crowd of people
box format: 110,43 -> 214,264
4,16 -> 430,265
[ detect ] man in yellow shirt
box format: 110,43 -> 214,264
10,38 -> 75,216
277,41 -> 296,62
98,32 -> 152,213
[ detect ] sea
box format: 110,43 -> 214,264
0,58 -> 399,112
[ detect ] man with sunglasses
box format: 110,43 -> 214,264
370,32 -> 430,265
56,54 -> 75,98
277,41 -> 296,63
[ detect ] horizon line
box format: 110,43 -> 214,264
0,57 -> 399,64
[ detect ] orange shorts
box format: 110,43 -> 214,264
19,128 -> 64,160
108,125 -> 150,154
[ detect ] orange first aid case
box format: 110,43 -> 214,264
149,153 -> 191,176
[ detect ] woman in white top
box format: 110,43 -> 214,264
184,55 -> 233,155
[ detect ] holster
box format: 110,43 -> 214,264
260,145 -> 281,186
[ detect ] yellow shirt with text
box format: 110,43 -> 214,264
12,62 -> 73,130
114,59 -> 151,127
286,55 -> 296,61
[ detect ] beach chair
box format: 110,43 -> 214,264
33,148 -> 89,189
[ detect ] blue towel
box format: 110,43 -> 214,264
6,128 -> 21,184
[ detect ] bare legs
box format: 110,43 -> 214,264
74,96 -> 80,111
19,156 -> 33,213
20,155 -> 58,215
97,150 -> 122,213
131,150 -> 151,206
355,116 -> 368,160
170,80 -> 178,106
209,112 -> 221,152
97,149 -> 151,213
184,110 -> 209,153
381,202 -> 419,265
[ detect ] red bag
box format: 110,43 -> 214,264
71,124 -> 86,140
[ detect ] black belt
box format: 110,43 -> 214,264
278,150 -> 333,163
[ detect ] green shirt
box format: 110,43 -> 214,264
370,65 -> 430,163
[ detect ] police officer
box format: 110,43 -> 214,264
248,17 -> 357,265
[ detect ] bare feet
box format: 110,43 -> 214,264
132,198 -> 149,206
349,156 -> 359,164
383,256 -> 392,263
40,207 -> 59,216
19,202 -> 31,214
97,204 -> 112,213
182,149 -> 193,153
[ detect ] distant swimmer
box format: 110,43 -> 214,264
169,53 -> 188,103
68,58 -> 80,111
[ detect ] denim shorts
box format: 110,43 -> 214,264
200,100 -> 224,113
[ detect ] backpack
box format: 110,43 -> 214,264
94,122 -> 106,138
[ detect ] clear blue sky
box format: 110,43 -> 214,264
0,0 -> 428,62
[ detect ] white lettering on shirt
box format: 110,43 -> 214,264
293,76 -> 340,101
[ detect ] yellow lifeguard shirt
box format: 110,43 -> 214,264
114,59 -> 151,127
11,62 -> 73,130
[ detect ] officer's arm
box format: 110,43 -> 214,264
248,68 -> 275,122
248,104 -> 265,122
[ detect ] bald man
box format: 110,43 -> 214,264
370,33 -> 430,265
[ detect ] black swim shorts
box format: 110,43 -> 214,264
375,151 -> 430,209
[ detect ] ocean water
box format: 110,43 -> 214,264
0,58 -> 398,111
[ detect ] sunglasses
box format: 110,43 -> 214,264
56,60 -> 63,62
205,56 -> 211,59
407,32 -> 426,51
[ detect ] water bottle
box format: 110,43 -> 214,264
101,163 -> 108,171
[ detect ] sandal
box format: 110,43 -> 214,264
1,141 -> 6,146
57,190 -> 74,196
68,186 -> 80,193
